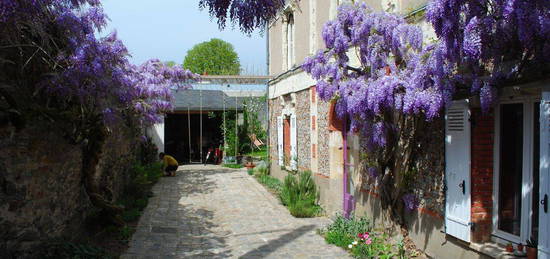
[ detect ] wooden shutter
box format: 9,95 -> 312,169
539,90 -> 550,259
290,114 -> 297,170
277,116 -> 284,166
445,100 -> 471,242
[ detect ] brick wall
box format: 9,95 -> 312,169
470,109 -> 494,243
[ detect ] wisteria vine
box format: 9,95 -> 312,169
303,3 -> 454,151
426,0 -> 550,111
1,0 -> 198,129
199,0 -> 286,33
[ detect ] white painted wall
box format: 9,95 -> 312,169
147,119 -> 165,153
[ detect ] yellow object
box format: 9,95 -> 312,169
163,155 -> 179,168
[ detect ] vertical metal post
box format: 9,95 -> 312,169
200,87 -> 203,164
187,104 -> 191,164
235,93 -> 238,163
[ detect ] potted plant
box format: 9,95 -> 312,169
526,237 -> 538,259
505,242 -> 514,253
244,156 -> 255,169
517,243 -> 524,253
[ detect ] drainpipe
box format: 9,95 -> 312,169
343,115 -> 353,218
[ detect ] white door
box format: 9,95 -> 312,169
539,91 -> 550,259
277,116 -> 284,166
445,100 -> 472,242
290,114 -> 297,170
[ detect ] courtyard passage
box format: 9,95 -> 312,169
122,165 -> 350,259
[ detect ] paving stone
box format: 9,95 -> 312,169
122,165 -> 350,258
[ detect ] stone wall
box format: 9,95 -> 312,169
317,100 -> 330,176
359,117 -> 446,218
268,89 -> 312,171
0,120 -> 138,258
294,90 -> 311,171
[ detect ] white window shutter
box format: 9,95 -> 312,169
290,114 -> 297,170
277,116 -> 284,166
445,99 -> 471,242
539,90 -> 550,259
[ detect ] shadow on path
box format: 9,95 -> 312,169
238,225 -> 316,259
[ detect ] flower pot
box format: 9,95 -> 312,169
517,244 -> 524,253
245,162 -> 256,169
527,247 -> 537,259
506,244 -> 514,253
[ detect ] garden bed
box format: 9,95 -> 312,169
250,167 -> 322,218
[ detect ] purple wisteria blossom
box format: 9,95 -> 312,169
1,0 -> 199,128
402,193 -> 419,211
302,3 -> 455,152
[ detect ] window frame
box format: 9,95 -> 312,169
492,96 -> 539,244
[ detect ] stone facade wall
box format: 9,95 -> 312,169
269,98 -> 282,166
317,100 -> 330,176
360,117 -> 446,217
0,120 -> 138,258
294,90 -> 311,171
268,89 -> 311,171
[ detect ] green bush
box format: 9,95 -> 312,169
223,163 -> 244,169
256,174 -> 282,193
322,215 -> 406,259
279,171 -> 320,218
247,169 -> 254,175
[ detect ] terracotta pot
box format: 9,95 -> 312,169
506,244 -> 514,253
527,247 -> 537,259
245,162 -> 256,169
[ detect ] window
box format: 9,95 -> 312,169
285,12 -> 295,70
493,99 -> 540,243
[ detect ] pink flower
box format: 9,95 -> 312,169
365,238 -> 372,245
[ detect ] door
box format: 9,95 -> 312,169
445,100 -> 472,242
539,91 -> 550,259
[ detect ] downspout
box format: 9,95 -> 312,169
266,24 -> 271,171
343,115 -> 353,218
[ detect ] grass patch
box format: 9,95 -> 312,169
244,146 -> 268,159
321,215 -> 408,259
223,163 -> 244,169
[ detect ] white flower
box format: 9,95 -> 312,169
348,244 -> 353,249
352,241 -> 358,245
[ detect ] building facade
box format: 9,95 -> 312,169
267,1 -> 549,259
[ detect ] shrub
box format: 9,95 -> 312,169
247,169 -> 254,175
279,171 -> 320,218
223,163 -> 244,169
322,215 -> 407,259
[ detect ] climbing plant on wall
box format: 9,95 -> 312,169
302,1 -> 549,222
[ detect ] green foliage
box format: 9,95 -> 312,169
40,242 -> 111,259
279,171 -> 320,218
223,163 -> 244,169
121,208 -> 141,222
221,111 -> 251,157
256,174 -> 282,193
247,169 -> 254,175
164,61 -> 177,67
322,215 -> 407,259
183,38 -> 240,75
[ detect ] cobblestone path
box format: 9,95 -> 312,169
122,165 -> 350,259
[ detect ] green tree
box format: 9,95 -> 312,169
164,61 -> 177,67
183,38 -> 241,75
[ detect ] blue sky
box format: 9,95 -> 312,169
101,0 -> 267,74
